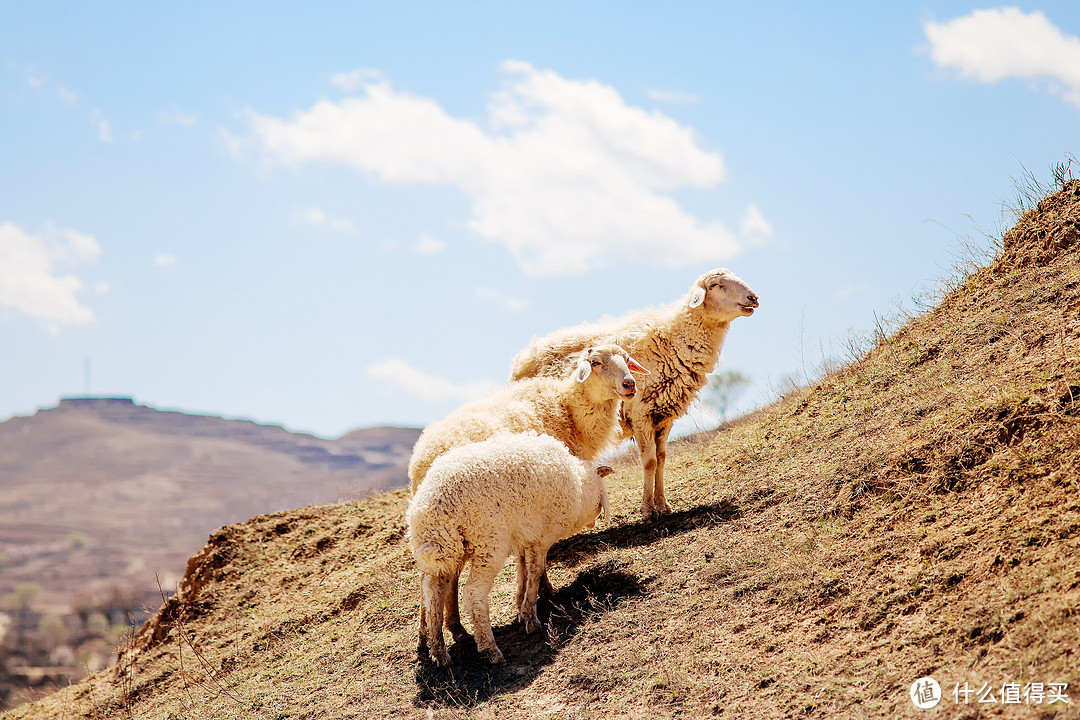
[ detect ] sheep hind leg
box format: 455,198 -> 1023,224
420,573 -> 451,667
462,558 -> 505,664
444,573 -> 469,643
417,575 -> 427,652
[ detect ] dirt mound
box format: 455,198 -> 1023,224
998,178 -> 1080,268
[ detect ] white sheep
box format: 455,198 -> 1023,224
407,432 -> 611,667
510,268 -> 759,521
409,344 -> 647,491
408,343 -> 647,641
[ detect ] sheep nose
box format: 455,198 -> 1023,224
747,293 -> 760,306
622,379 -> 636,392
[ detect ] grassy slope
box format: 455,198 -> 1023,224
7,182 -> 1080,719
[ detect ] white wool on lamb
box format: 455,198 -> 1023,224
511,268 -> 758,520
407,432 -> 611,667
409,344 -> 646,492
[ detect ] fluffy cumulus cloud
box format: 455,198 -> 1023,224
367,359 -> 498,404
925,7 -> 1080,107
242,61 -> 748,275
0,222 -> 101,331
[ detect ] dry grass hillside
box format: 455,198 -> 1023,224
7,180 -> 1080,719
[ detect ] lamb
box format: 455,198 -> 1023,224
407,431 -> 611,667
408,343 -> 648,492
510,268 -> 759,521
407,343 -> 647,642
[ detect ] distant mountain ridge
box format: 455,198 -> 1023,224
39,396 -> 412,472
0,397 -> 421,613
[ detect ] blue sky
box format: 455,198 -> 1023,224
2,2 -> 1079,438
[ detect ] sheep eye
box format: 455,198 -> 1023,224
590,360 -> 601,367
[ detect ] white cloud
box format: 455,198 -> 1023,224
330,69 -> 385,92
647,89 -> 700,105
24,66 -> 79,105
367,358 -> 498,404
159,106 -> 199,127
295,207 -> 356,234
925,7 -> 1080,107
154,253 -> 177,267
242,61 -> 741,276
56,85 -> 78,106
0,222 -> 101,331
740,204 -> 773,243
413,233 -> 445,255
474,286 -> 531,313
91,109 -> 114,143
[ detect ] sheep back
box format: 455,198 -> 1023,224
406,433 -> 596,573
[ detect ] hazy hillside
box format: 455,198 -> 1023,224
0,398 -> 418,707
7,180 -> 1080,718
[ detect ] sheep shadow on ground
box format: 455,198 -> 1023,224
413,559 -> 645,709
412,498 -> 740,709
547,496 -> 741,569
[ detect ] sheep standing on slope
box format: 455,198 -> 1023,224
511,268 -> 759,521
407,432 -> 611,667
408,343 -> 648,644
409,344 -> 648,491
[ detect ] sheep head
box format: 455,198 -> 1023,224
687,268 -> 760,321
573,344 -> 650,400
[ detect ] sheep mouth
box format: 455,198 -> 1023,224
739,304 -> 757,315
620,389 -> 637,399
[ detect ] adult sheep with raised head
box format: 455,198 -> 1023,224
510,268 -> 759,521
408,431 -> 611,667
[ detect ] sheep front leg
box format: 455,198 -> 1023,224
420,573 -> 452,667
514,555 -> 526,610
462,559 -> 505,664
651,420 -> 675,516
516,546 -> 547,633
516,556 -> 554,610
633,421 -> 660,521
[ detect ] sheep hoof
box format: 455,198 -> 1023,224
448,622 -> 470,643
521,613 -> 542,633
431,649 -> 452,667
484,647 -> 506,664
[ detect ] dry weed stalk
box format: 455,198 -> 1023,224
154,574 -> 245,712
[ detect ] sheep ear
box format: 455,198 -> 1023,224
575,359 -> 592,383
596,465 -> 614,478
626,356 -> 650,375
688,286 -> 706,308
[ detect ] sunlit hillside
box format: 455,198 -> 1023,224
7,179 -> 1080,719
